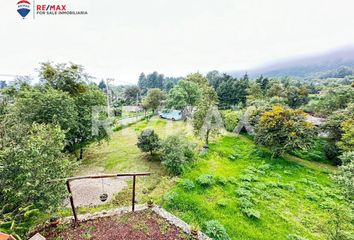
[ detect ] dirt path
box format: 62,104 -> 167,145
67,177 -> 128,207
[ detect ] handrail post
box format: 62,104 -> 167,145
66,180 -> 78,224
132,175 -> 136,212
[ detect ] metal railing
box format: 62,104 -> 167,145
66,172 -> 151,224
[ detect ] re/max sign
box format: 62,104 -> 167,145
36,5 -> 67,11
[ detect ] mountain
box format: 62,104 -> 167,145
230,46 -> 354,79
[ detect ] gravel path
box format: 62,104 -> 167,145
66,177 -> 128,207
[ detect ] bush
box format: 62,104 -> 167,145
255,106 -> 315,157
324,142 -> 341,165
197,174 -> 215,187
221,110 -> 239,132
216,176 -> 227,185
180,179 -> 195,191
242,208 -> 261,219
160,135 -> 194,175
137,129 -> 160,155
203,220 -> 230,240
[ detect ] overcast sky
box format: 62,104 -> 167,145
1,0 -> 354,84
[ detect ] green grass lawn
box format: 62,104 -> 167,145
161,136 -> 353,240
72,117 -> 198,210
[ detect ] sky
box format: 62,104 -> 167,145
1,0 -> 354,84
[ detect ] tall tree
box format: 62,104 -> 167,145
142,88 -> 166,113
39,62 -> 87,96
124,85 -> 140,105
98,79 -> 107,91
166,80 -> 201,117
11,87 -> 78,150
138,72 -> 147,93
191,73 -> 220,145
216,74 -> 249,109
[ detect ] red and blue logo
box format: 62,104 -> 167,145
17,0 -> 31,19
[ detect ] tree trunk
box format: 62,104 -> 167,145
79,148 -> 84,160
206,129 -> 210,145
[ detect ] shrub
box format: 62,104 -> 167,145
240,174 -> 258,182
221,110 -> 239,132
203,220 -> 230,240
216,176 -> 227,185
160,135 -> 194,175
324,142 -> 341,165
197,174 -> 215,187
235,188 -> 253,198
255,106 -> 315,157
242,208 -> 261,219
180,179 -> 195,191
163,192 -> 178,206
238,197 -> 254,209
334,151 -> 354,198
137,129 -> 160,155
228,177 -> 238,184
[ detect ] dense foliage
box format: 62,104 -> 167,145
160,135 -> 194,175
0,122 -> 72,238
137,129 -> 160,155
255,106 -> 315,156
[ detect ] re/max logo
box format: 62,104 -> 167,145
36,4 -> 66,11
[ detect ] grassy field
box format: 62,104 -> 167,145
72,117 -> 199,211
57,118 -> 352,240
162,136 -> 353,240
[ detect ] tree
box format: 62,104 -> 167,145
0,80 -> 7,89
185,72 -> 209,86
255,106 -> 315,157
334,151 -> 354,199
266,81 -> 287,99
206,70 -> 222,90
98,79 -> 107,90
308,85 -> 354,116
216,74 -> 249,109
323,104 -> 354,142
39,62 -> 87,96
247,82 -> 264,102
0,122 -> 72,215
11,87 -> 78,150
137,129 -> 160,155
192,74 -> 221,145
166,80 -> 201,117
145,71 -> 164,89
255,75 -> 270,93
124,85 -> 140,105
160,135 -> 194,175
72,84 -> 109,159
337,119 -> 354,152
286,85 -> 309,108
138,72 -> 147,94
142,88 -> 166,113
0,122 -> 72,238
